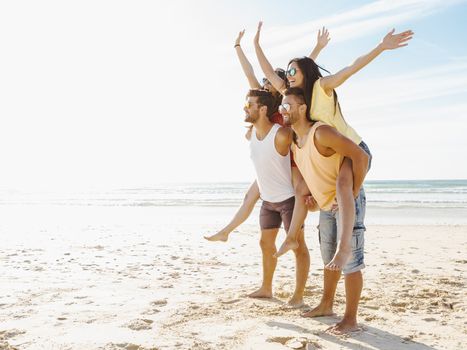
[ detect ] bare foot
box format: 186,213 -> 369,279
325,245 -> 352,271
301,303 -> 334,318
274,238 -> 299,258
286,296 -> 305,309
326,318 -> 360,334
204,230 -> 230,242
248,287 -> 272,299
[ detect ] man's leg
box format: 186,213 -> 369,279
328,270 -> 362,333
329,188 -> 366,333
288,227 -> 310,307
248,228 -> 280,298
276,196 -> 311,307
302,210 -> 340,317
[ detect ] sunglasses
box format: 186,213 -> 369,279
279,102 -> 302,112
244,101 -> 262,109
279,103 -> 292,112
286,67 -> 297,77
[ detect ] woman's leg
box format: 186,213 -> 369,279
275,167 -> 310,258
205,181 -> 260,242
326,157 -> 355,270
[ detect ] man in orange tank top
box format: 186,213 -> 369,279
281,87 -> 370,334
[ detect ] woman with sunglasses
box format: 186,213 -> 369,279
254,21 -> 413,271
206,28 -> 330,243
234,28 -> 330,120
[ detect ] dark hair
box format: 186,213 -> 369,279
246,89 -> 275,119
264,68 -> 286,114
275,68 -> 286,82
283,87 -> 306,104
286,57 -> 341,120
283,87 -> 310,145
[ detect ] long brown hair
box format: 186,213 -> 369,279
287,57 -> 342,121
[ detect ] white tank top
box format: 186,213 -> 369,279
250,124 -> 295,203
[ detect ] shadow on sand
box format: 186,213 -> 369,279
266,317 -> 437,350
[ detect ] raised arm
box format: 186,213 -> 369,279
253,21 -> 287,93
321,28 -> 413,95
234,30 -> 262,89
309,27 -> 331,61
316,125 -> 369,197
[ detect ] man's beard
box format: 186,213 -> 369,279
244,114 -> 257,124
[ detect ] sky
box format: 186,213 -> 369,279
0,0 -> 466,190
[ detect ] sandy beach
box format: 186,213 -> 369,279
0,203 -> 466,350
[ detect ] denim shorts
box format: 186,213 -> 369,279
318,187 -> 366,275
359,140 -> 372,172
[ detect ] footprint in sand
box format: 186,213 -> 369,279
169,272 -> 180,279
101,342 -> 158,350
0,329 -> 26,339
0,329 -> 26,350
220,298 -> 241,305
124,319 -> 154,331
267,337 -> 320,349
142,309 -> 160,315
144,299 -> 167,314
151,299 -> 167,307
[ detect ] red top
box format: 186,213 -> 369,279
270,112 -> 297,168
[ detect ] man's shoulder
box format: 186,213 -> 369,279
313,123 -> 339,146
275,125 -> 293,144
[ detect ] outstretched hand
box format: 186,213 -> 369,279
379,28 -> 414,50
254,21 -> 263,45
317,26 -> 331,48
235,29 -> 245,46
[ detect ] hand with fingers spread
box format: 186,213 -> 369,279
379,28 -> 414,50
309,26 -> 331,61
253,21 -> 263,45
235,29 -> 245,47
316,26 -> 331,49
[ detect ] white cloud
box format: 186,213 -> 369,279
247,0 -> 467,61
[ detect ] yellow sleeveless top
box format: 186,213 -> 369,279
310,78 -> 362,144
292,122 -> 343,211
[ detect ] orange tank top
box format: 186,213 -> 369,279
292,122 -> 344,211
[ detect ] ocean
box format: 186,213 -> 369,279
1,180 -> 467,227
1,180 -> 467,209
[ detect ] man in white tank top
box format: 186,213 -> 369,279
207,89 -> 311,308
244,89 -> 311,307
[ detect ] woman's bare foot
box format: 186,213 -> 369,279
274,237 -> 299,258
204,230 -> 230,242
301,303 -> 334,318
248,287 -> 273,299
326,318 -> 360,334
325,245 -> 352,271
